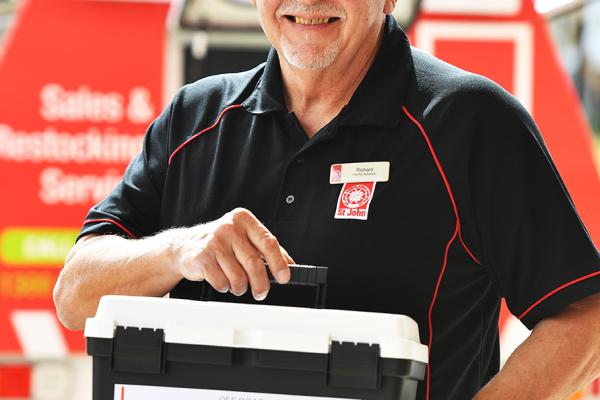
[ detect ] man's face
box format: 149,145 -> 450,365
250,0 -> 396,70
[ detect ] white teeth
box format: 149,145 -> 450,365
294,17 -> 331,25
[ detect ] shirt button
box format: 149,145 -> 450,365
285,195 -> 295,204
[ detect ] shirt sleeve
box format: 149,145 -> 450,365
469,88 -> 600,329
77,103 -> 171,240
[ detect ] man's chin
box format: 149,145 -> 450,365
286,59 -> 334,70
280,46 -> 339,71
283,53 -> 335,70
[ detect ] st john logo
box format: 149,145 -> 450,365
335,182 -> 376,220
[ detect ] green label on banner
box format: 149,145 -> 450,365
1,228 -> 79,266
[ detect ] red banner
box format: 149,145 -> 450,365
0,0 -> 169,354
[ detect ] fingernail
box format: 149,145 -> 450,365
232,288 -> 247,297
254,290 -> 269,301
277,270 -> 290,284
216,285 -> 229,294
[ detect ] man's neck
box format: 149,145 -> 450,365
279,23 -> 385,138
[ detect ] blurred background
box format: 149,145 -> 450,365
544,0 -> 600,160
0,0 -> 599,399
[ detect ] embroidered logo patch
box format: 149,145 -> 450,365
335,182 -> 376,220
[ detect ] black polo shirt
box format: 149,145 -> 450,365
80,16 -> 600,400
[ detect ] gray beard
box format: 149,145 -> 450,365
280,35 -> 342,70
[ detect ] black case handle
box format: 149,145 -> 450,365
199,264 -> 328,308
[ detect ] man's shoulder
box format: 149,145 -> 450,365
409,47 -> 539,145
410,46 -> 521,113
173,64 -> 265,112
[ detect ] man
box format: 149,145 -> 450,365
54,0 -> 600,399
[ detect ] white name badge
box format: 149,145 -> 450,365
330,162 -> 390,184
114,384 -> 360,400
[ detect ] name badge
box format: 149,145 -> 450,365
330,162 -> 390,184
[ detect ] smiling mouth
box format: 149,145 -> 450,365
285,16 -> 340,25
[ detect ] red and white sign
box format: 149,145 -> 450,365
0,0 -> 170,355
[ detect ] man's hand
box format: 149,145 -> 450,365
170,208 -> 294,300
54,208 -> 293,330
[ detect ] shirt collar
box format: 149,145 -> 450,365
242,48 -> 287,114
243,16 -> 413,128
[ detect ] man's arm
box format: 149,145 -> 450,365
54,208 -> 293,330
475,292 -> 600,400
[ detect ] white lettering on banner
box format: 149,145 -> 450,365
40,84 -> 124,123
0,124 -> 143,164
39,167 -> 122,206
127,87 -> 155,124
22,234 -> 74,261
114,384 -> 360,400
39,83 -> 155,124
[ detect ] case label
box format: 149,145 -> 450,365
114,384 -> 360,400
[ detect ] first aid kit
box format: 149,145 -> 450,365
85,265 -> 428,400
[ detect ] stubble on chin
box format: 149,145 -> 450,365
279,36 -> 342,70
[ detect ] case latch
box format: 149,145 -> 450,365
112,326 -> 164,374
327,341 -> 381,389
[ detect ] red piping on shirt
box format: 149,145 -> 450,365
518,270 -> 600,320
402,106 -> 483,400
401,106 -> 481,265
426,224 -> 459,400
83,218 -> 136,239
168,104 -> 244,165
